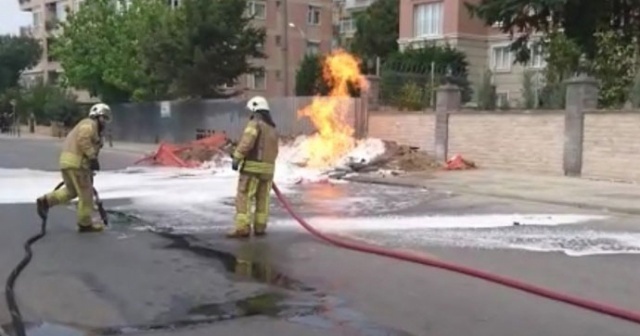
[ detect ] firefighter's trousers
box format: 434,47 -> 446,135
44,168 -> 95,227
234,173 -> 273,231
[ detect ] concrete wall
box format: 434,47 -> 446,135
367,75 -> 640,182
109,96 -> 366,144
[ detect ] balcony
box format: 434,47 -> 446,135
344,0 -> 375,11
19,26 -> 34,37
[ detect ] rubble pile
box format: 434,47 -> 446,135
378,141 -> 440,172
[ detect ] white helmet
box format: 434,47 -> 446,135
88,103 -> 112,123
246,96 -> 270,112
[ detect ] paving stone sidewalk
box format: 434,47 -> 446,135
346,170 -> 640,215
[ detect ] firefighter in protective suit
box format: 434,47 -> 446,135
228,96 -> 279,238
36,103 -> 112,233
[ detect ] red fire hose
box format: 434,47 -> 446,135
271,183 -> 640,325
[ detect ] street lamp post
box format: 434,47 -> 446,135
281,0 -> 290,96
286,22 -> 310,96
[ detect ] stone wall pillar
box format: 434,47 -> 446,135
365,75 -> 380,111
563,75 -> 598,176
434,84 -> 461,163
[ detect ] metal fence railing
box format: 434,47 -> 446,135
108,96 -> 367,144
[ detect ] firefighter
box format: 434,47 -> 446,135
36,103 -> 112,233
228,96 -> 279,238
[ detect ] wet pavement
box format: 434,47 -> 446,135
2,137 -> 640,336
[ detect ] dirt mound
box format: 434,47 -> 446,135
344,140 -> 440,173
384,143 -> 442,172
382,141 -> 440,171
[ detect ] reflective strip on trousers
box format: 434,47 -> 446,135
242,160 -> 274,175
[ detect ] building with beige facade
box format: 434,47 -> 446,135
332,0 -> 378,49
398,0 -> 546,107
17,0 -> 335,100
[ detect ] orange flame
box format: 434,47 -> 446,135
297,49 -> 369,168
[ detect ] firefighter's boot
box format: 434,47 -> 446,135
226,227 -> 251,239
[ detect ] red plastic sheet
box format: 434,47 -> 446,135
134,134 -> 227,168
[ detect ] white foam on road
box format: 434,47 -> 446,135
0,138 -> 388,205
2,135 -> 639,257
272,214 -> 607,231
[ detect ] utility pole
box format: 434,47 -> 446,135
281,0 -> 290,96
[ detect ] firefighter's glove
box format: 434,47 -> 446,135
89,158 -> 101,171
231,158 -> 241,171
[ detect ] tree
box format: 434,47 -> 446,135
142,0 -> 266,99
350,0 -> 399,61
53,0 -> 171,103
19,81 -> 82,126
465,0 -> 640,63
380,44 -> 473,108
295,54 -> 329,96
0,35 -> 42,93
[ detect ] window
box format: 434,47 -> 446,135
491,46 -> 511,71
339,18 -> 355,34
413,2 -> 442,38
306,41 -> 320,55
528,43 -> 546,68
33,11 -> 41,29
275,35 -> 281,46
56,2 -> 67,22
496,92 -> 509,107
248,1 -> 266,20
48,71 -> 60,84
247,73 -> 266,90
167,0 -> 179,8
73,0 -> 84,12
275,70 -> 282,81
307,5 -> 321,25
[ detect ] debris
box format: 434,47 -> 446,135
445,154 -> 477,170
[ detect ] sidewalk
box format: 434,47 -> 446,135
1,132 -> 158,156
347,170 -> 640,215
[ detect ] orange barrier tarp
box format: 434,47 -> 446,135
134,134 -> 228,168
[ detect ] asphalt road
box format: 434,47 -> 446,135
1,136 -> 639,336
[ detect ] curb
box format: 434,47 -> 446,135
343,175 -> 640,216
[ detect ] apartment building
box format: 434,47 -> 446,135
17,0 -> 334,100
332,0 -> 377,49
398,0 -> 546,106
241,0 -> 334,97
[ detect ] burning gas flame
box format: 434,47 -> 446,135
297,49 -> 369,168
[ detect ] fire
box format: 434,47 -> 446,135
297,49 -> 369,168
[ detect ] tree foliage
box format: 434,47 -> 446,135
142,0 -> 266,99
591,30 -> 636,107
465,0 -> 640,63
350,0 -> 399,60
14,81 -> 83,126
295,54 -> 329,96
54,0 -> 168,103
380,45 -> 473,109
54,0 -> 266,102
0,35 -> 42,93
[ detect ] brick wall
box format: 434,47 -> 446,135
583,113 -> 640,181
368,112 -> 435,151
364,77 -> 640,182
448,113 -> 565,174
